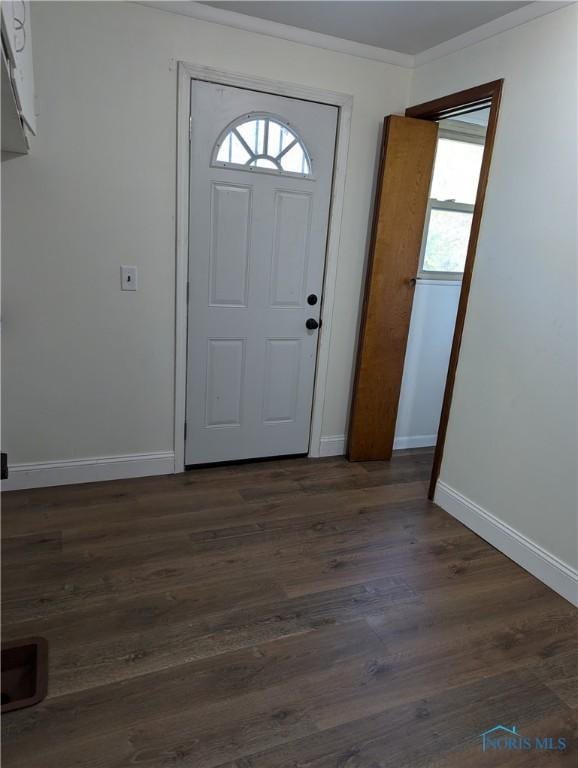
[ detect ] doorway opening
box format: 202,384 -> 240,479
395,107 -> 489,478
406,81 -> 503,498
348,81 -> 503,500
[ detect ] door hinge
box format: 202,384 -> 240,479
188,115 -> 192,143
186,281 -> 190,305
184,421 -> 187,440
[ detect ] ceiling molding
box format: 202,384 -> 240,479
138,1 -> 413,68
137,1 -> 573,70
414,1 -> 572,67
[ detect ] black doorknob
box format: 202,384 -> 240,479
307,293 -> 318,306
306,318 -> 319,330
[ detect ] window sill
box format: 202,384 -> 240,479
416,278 -> 463,287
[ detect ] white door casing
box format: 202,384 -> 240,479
185,80 -> 338,465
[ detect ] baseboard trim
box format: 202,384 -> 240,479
318,433 -> 437,457
2,451 -> 176,491
393,434 -> 437,450
319,435 -> 346,457
435,481 -> 578,607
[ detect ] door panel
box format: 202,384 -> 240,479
205,338 -> 245,427
186,81 -> 337,465
262,339 -> 301,423
209,183 -> 252,307
348,115 -> 439,461
270,191 -> 312,308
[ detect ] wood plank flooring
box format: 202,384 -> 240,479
2,450 -> 577,766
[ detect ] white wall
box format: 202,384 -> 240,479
1,1 -> 410,466
394,280 -> 460,449
411,5 -> 578,579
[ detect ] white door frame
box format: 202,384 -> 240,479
175,61 -> 353,472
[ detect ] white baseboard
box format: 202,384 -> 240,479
2,451 -> 176,491
318,433 -> 436,457
435,481 -> 578,607
393,434 -> 437,450
319,435 -> 346,457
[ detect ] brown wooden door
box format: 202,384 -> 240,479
348,115 -> 438,461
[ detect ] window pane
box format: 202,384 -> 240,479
250,158 -> 278,169
216,132 -> 251,165
267,120 -> 282,156
423,209 -> 473,273
214,115 -> 311,177
237,119 -> 265,154
280,142 -> 309,174
216,133 -> 232,163
430,138 -> 483,205
267,121 -> 295,156
256,119 -> 267,154
280,125 -> 296,152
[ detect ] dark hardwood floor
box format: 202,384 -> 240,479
2,450 -> 577,766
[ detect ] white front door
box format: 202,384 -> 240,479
185,80 -> 338,465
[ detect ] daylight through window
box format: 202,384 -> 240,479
419,131 -> 485,278
214,115 -> 312,176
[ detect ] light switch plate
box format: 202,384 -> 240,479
120,266 -> 137,291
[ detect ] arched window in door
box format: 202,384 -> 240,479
213,113 -> 312,177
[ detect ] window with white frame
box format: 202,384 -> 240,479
213,113 -> 312,177
418,127 -> 485,279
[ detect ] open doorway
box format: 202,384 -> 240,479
406,82 -> 503,497
394,108 -> 489,455
348,81 -> 502,499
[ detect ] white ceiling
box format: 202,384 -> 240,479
201,1 -> 532,55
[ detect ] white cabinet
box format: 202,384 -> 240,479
2,0 -> 36,153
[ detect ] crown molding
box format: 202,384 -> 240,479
136,1 -> 573,71
136,1 -> 413,68
414,1 -> 573,68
